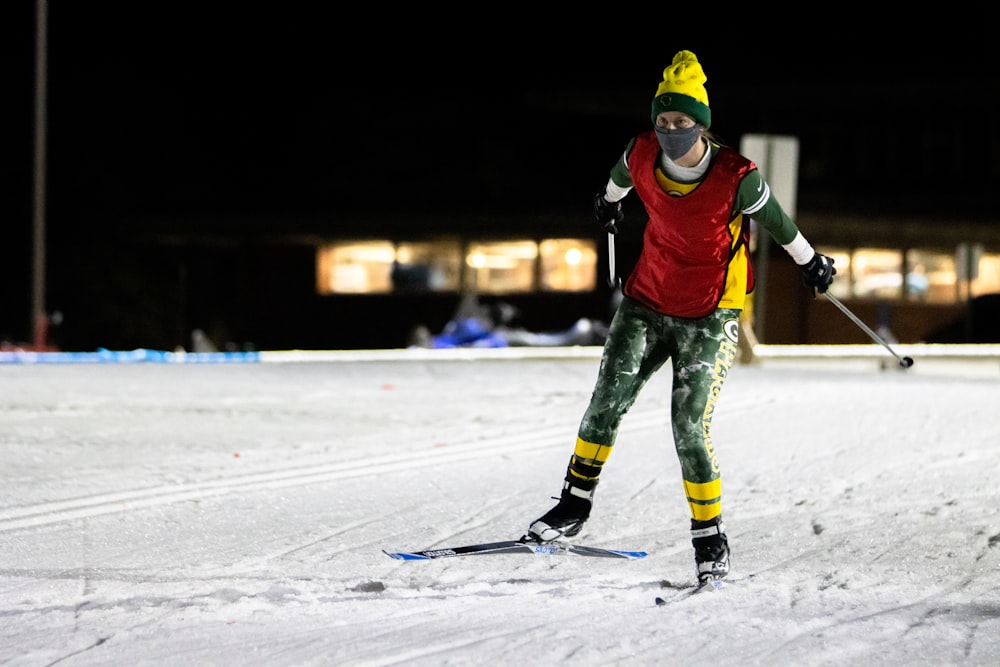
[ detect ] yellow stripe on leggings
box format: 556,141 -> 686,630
684,478 -> 721,501
573,437 -> 613,464
684,478 -> 722,521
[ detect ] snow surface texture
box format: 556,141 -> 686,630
2,354 -> 999,666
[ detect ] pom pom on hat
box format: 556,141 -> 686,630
650,50 -> 711,128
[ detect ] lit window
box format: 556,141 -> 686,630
316,238 -> 598,295
904,250 -> 955,303
819,245 -> 994,305
393,241 -> 463,291
465,241 -> 538,294
970,250 -> 1000,298
316,242 -> 394,294
539,239 -> 597,291
851,249 -> 903,299
317,240 -> 463,294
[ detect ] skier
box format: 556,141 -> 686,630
525,50 -> 836,584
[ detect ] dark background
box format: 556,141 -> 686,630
2,4 -> 997,349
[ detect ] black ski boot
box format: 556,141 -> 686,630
527,478 -> 597,543
692,516 -> 730,583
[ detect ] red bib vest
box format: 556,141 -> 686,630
623,132 -> 755,318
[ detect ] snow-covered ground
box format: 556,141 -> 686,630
2,351 -> 999,666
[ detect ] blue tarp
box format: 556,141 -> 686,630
0,349 -> 261,364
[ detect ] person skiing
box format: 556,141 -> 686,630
525,50 -> 836,584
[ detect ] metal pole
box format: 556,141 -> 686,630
824,292 -> 914,368
607,232 -> 617,288
32,0 -> 48,348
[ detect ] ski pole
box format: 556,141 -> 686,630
607,232 -> 618,288
824,292 -> 914,368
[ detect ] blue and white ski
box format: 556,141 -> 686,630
384,539 -> 647,561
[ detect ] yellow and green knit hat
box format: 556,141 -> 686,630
650,50 -> 711,128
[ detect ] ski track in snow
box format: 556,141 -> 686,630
0,406 -> 672,533
2,360 -> 1000,665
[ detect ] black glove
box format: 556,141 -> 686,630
802,252 -> 836,295
593,192 -> 624,234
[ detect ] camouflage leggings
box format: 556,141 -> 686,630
577,297 -> 741,494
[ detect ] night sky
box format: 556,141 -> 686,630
7,5 -> 992,220
1,3 -> 996,345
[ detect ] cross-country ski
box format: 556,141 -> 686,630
384,539 -> 647,560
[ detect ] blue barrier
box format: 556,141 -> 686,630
0,349 -> 261,364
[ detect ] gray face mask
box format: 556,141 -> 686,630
655,125 -> 701,160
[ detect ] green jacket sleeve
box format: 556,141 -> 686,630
737,170 -> 800,246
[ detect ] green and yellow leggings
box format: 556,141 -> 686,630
565,297 -> 741,522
